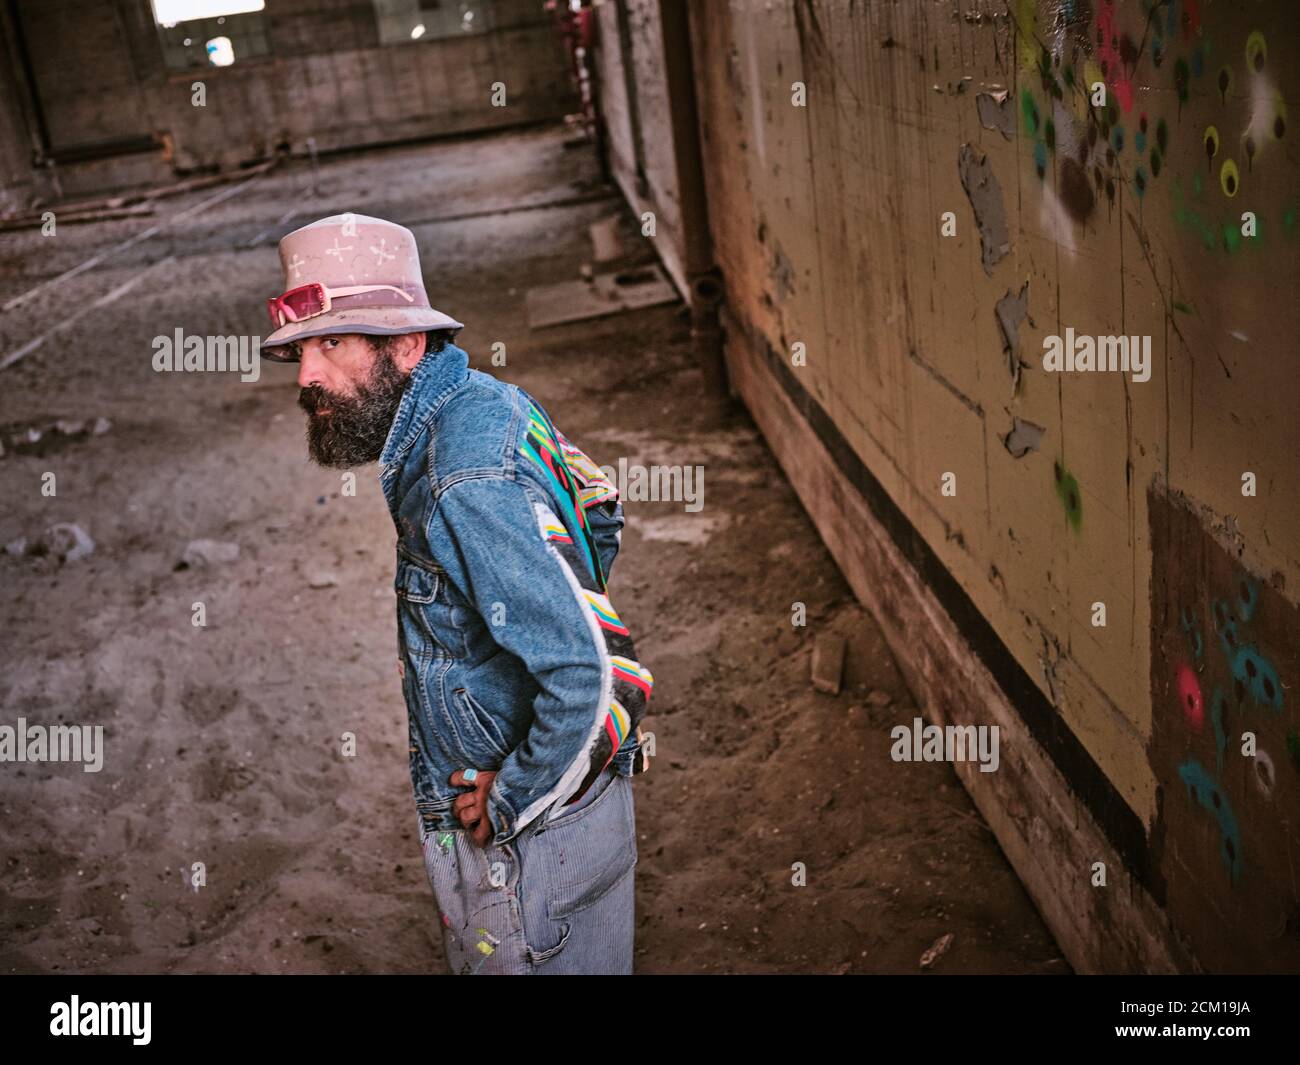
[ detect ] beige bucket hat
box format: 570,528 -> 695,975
261,212 -> 463,360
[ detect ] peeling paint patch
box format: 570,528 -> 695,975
770,244 -> 796,301
977,90 -> 1013,139
995,280 -> 1031,388
958,144 -> 1011,275
1002,415 -> 1046,458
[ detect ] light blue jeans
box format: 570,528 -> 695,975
419,767 -> 637,974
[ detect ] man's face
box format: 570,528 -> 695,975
285,333 -> 420,468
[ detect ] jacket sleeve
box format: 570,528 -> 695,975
427,474 -> 613,845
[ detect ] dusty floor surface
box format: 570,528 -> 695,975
0,125 -> 1066,974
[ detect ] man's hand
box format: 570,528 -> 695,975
449,768 -> 498,848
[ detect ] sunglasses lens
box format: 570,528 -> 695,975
283,284 -> 325,320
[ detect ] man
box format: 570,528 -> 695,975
261,213 -> 654,974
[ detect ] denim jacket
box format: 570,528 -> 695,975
379,342 -> 654,846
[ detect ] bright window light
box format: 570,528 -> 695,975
150,0 -> 264,24
206,36 -> 235,65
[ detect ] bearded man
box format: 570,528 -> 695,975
261,213 -> 653,975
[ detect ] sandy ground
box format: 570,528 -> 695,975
0,125 -> 1066,973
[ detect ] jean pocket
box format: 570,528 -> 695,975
546,845 -> 635,920
530,775 -> 635,919
452,686 -> 510,760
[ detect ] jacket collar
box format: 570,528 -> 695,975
380,342 -> 469,469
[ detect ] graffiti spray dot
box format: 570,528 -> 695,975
1246,31 -> 1267,73
1053,462 -> 1083,532
1217,66 -> 1232,103
1238,579 -> 1258,621
1021,89 -> 1039,136
1177,663 -> 1204,730
1272,94 -> 1288,140
1220,158 -> 1239,197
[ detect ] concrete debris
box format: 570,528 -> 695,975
525,263 -> 677,328
181,539 -> 240,567
0,415 -> 111,458
811,633 -> 846,695
920,932 -> 954,969
308,572 -> 339,589
42,522 -> 95,563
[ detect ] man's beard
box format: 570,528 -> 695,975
298,344 -> 410,468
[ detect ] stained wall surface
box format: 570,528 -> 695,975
0,60 -> 35,215
594,0 -> 690,294
689,0 -> 1299,969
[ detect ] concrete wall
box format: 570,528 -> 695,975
0,6 -> 40,214
1,0 -> 578,198
685,0 -> 1300,972
0,69 -> 36,215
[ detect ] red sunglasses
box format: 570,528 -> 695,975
266,282 -> 415,330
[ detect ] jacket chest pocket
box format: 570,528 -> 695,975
395,557 -> 470,660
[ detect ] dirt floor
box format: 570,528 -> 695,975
0,124 -> 1067,974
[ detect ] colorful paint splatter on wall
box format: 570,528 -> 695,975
1009,1 -> 1291,256
1053,461 -> 1082,531
1149,486 -> 1300,971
